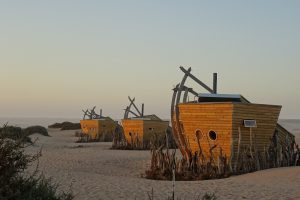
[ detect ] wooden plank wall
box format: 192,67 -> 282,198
80,119 -> 117,139
143,121 -> 169,143
122,119 -> 144,144
99,120 -> 117,136
178,103 -> 233,159
232,103 -> 281,160
275,123 -> 295,146
80,120 -> 101,139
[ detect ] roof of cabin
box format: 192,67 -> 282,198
198,93 -> 250,103
99,116 -> 114,121
82,116 -> 114,121
130,114 -> 163,121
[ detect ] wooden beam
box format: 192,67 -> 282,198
176,67 -> 193,160
180,66 -> 214,94
128,96 -> 142,117
171,84 -> 185,157
124,108 -> 139,118
183,88 -> 189,103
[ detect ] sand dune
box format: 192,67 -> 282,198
26,128 -> 300,200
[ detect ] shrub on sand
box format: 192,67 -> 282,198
0,126 -> 73,200
0,125 -> 49,144
48,122 -> 81,130
23,125 -> 49,136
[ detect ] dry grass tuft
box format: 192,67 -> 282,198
145,132 -> 300,181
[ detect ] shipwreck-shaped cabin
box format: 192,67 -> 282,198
80,107 -> 117,141
172,67 -> 295,168
122,97 -> 169,149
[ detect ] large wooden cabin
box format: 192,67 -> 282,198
176,94 -> 287,163
171,67 -> 295,168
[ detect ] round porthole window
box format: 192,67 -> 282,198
208,130 -> 217,140
195,130 -> 202,139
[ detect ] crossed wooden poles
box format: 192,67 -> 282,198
124,96 -> 144,119
82,106 -> 103,120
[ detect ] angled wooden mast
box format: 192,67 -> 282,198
171,66 -> 218,160
82,106 -> 104,120
124,96 -> 144,119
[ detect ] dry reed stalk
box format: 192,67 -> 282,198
146,131 -> 300,180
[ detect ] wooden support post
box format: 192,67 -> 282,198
234,127 -> 242,173
250,127 -> 254,159
183,88 -> 189,103
166,131 -> 169,149
171,84 -> 187,157
253,130 -> 260,170
176,67 -> 193,160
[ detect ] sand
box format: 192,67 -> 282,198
25,128 -> 300,200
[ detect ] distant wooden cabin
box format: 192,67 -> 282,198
80,117 -> 117,141
80,107 -> 117,141
172,67 -> 295,167
122,115 -> 169,148
121,97 -> 169,149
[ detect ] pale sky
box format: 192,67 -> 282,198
0,1 -> 299,119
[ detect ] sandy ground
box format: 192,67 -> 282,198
24,126 -> 300,200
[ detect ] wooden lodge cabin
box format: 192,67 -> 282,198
121,97 -> 169,149
175,93 -> 294,163
171,67 -> 295,167
80,117 -> 117,141
122,115 -> 169,148
80,107 -> 117,141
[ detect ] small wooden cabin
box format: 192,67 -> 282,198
121,97 -> 169,148
122,115 -> 169,148
171,67 -> 295,167
80,118 -> 117,141
79,107 -> 117,141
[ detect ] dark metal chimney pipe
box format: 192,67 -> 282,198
141,103 -> 144,117
213,73 -> 217,94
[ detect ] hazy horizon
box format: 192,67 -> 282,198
1,1 -> 299,119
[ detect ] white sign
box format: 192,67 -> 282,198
243,120 -> 257,128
